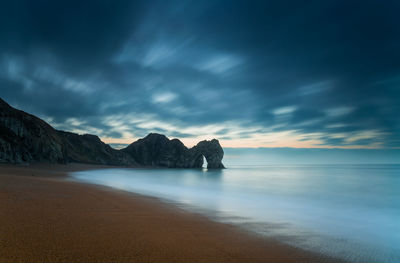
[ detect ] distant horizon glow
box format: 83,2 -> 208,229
45,113 -> 391,149
101,134 -> 392,150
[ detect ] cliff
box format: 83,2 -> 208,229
58,131 -> 135,165
122,133 -> 225,168
0,98 -> 224,168
0,98 -> 66,163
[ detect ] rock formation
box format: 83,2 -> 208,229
122,133 -> 187,167
59,131 -> 135,165
0,97 -> 225,168
0,98 -> 66,163
122,133 -> 225,168
0,98 -> 134,165
190,139 -> 225,168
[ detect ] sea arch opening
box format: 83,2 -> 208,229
202,155 -> 208,169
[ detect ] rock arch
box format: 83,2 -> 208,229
122,133 -> 225,169
189,139 -> 225,169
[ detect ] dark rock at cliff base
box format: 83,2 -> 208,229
122,133 -> 225,169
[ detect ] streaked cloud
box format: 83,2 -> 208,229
0,0 -> 399,148
325,107 -> 354,117
152,92 -> 177,104
197,54 -> 242,74
273,106 -> 297,115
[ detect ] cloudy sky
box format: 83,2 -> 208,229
1,0 -> 399,148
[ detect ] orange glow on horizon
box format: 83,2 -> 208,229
101,136 -> 384,149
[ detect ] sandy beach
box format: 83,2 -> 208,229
0,164 -> 341,263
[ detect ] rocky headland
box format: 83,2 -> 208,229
0,98 -> 224,168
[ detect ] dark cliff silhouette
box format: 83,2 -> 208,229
122,133 -> 225,169
0,98 -> 224,168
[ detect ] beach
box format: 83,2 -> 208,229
0,164 -> 340,263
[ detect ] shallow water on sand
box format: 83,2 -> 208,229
71,164 -> 400,262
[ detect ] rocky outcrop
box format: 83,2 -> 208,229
0,98 -> 225,168
0,98 -> 134,165
121,133 -> 187,167
122,133 -> 225,168
190,139 -> 225,168
59,131 -> 135,165
0,98 -> 66,163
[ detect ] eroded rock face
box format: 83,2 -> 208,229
0,98 -> 134,165
122,133 -> 225,168
0,98 -> 66,164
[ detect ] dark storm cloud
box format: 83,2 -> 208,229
0,0 -> 399,147
0,0 -> 146,65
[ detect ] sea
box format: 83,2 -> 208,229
70,149 -> 400,263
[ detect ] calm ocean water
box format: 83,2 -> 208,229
71,164 -> 400,262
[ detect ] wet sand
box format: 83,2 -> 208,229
0,164 -> 341,263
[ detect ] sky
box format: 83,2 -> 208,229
1,0 -> 399,149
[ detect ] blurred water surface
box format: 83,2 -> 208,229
71,164 -> 400,262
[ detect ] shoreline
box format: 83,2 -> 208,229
0,163 -> 343,262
